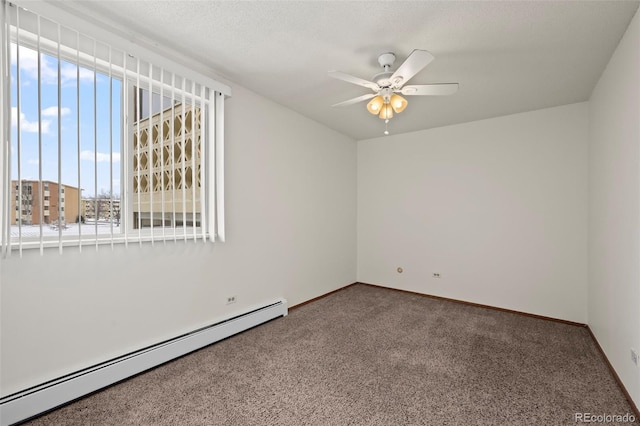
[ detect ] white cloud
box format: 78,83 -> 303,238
27,159 -> 39,166
11,43 -> 95,86
42,106 -> 71,117
11,43 -> 38,71
11,107 -> 51,134
61,65 -> 95,84
80,151 -> 120,163
11,44 -> 56,84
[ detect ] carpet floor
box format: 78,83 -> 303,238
24,284 -> 638,425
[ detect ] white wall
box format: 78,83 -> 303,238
588,8 -> 640,407
358,103 -> 589,323
0,84 -> 357,397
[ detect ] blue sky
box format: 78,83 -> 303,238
10,43 -> 122,198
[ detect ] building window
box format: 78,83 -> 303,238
1,2 -> 228,253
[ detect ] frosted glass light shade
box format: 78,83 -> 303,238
366,96 -> 384,115
379,103 -> 394,119
390,94 -> 408,113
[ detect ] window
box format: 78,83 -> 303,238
1,1 -> 229,255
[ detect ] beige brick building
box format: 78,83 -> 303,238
11,180 -> 80,226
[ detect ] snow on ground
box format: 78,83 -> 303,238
10,221 -> 120,238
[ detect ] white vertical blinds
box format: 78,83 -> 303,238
215,92 -> 226,243
0,1 -> 228,256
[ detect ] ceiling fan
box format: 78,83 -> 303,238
329,50 -> 458,134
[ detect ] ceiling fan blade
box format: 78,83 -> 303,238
331,93 -> 376,107
390,50 -> 434,88
400,83 -> 459,96
328,71 -> 380,91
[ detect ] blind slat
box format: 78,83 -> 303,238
181,77 -> 186,241
190,80 -> 196,242
57,21 -> 63,254
76,30 -> 82,251
93,38 -> 98,250
199,84 -> 207,243
15,8 -> 22,256
122,50 -> 128,248
135,57 -> 142,244
147,61 -> 154,245
159,68 -> 166,243
0,1 -> 8,257
36,14 -> 43,255
109,45 -> 114,249
215,92 -> 224,242
170,73 -> 177,243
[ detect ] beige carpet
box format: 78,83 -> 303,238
24,284 -> 638,425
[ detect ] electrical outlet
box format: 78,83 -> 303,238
432,273 -> 441,278
226,296 -> 236,305
632,349 -> 638,366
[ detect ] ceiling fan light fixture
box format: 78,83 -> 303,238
366,96 -> 384,114
379,103 -> 394,119
390,94 -> 408,113
328,49 -> 457,128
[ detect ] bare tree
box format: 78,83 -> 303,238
95,190 -> 110,220
86,190 -> 120,221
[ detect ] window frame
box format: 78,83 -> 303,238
1,0 -> 229,255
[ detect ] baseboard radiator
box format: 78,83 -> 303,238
0,299 -> 288,426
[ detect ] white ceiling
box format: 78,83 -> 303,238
64,0 -> 638,140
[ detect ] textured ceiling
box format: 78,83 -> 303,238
63,0 -> 639,140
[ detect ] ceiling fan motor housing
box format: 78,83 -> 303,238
378,52 -> 396,68
373,71 -> 394,88
375,53 -> 397,87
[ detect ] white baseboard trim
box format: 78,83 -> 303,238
0,299 -> 288,426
